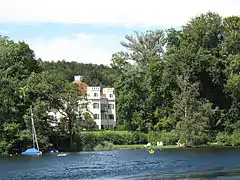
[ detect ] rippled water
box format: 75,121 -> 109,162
1,148 -> 240,179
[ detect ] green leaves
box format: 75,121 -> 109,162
112,12 -> 240,146
0,11 -> 239,152
0,37 -> 41,80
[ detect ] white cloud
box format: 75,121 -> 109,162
3,0 -> 239,65
0,0 -> 239,27
25,34 -> 125,65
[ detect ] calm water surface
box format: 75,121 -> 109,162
1,148 -> 240,179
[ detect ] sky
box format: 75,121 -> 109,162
0,0 -> 239,65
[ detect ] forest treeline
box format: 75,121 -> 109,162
41,60 -> 117,87
113,12 -> 240,146
0,12 -> 240,154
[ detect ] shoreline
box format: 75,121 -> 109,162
112,144 -> 180,150
112,143 -> 240,151
2,144 -> 239,156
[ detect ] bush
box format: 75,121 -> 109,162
215,132 -> 232,146
131,131 -> 148,144
78,130 -> 180,151
93,141 -> 114,151
230,131 -> 240,146
160,130 -> 179,145
79,130 -> 148,150
147,131 -> 162,144
147,130 -> 179,145
80,132 -> 100,151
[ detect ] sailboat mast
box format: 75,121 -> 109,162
30,106 -> 40,151
30,106 -> 35,149
33,123 -> 39,151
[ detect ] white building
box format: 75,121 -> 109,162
74,75 -> 116,129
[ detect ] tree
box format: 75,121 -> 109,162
112,30 -> 166,131
57,82 -> 86,149
173,72 -> 215,146
0,37 -> 41,153
80,112 -> 97,130
222,16 -> 240,55
0,37 -> 41,80
40,60 -> 117,87
224,54 -> 240,132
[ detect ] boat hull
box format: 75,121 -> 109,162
21,148 -> 42,155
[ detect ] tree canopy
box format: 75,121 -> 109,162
0,12 -> 240,152
113,12 -> 240,146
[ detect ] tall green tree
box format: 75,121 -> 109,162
173,72 -> 215,146
57,82 -> 86,149
0,37 -> 41,153
113,30 -> 166,131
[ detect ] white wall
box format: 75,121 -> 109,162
87,86 -> 101,129
87,86 -> 101,99
103,88 -> 115,100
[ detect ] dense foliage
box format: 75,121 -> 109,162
40,60 -> 117,87
114,12 -> 240,146
0,37 -> 102,154
0,12 -> 240,154
79,130 -> 178,151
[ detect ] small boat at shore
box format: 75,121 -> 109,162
21,106 -> 42,156
57,153 -> 67,156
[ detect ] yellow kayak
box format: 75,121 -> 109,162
149,149 -> 155,154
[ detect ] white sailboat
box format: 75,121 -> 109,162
21,106 -> 42,155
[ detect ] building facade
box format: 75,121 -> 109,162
74,75 -> 116,129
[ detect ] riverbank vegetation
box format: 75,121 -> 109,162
113,12 -> 240,148
79,130 -> 180,151
0,12 -> 240,154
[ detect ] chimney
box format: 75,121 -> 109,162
74,75 -> 83,81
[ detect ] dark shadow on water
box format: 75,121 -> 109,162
121,166 -> 240,180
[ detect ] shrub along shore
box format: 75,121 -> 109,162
58,130 -> 240,152
3,130 -> 239,155
78,130 -> 177,151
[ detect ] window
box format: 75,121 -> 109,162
101,114 -> 108,120
109,94 -> 113,98
103,125 -> 113,129
93,114 -> 99,119
94,93 -> 98,97
108,104 -> 114,109
101,113 -> 105,119
101,104 -> 107,111
93,103 -> 99,109
108,114 -> 114,120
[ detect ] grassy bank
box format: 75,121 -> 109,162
72,130 -> 240,152
112,144 -> 180,150
111,143 -> 240,151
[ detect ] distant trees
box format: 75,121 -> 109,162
40,60 -> 117,87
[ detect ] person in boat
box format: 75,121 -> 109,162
149,149 -> 155,154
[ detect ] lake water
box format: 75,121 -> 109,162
1,148 -> 240,179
